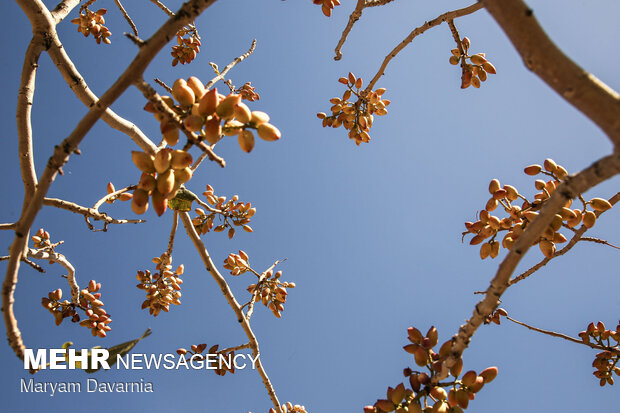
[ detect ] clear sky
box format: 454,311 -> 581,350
1,0 -> 619,412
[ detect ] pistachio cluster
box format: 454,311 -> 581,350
192,185 -> 256,238
31,228 -> 52,250
41,289 -> 79,327
449,37 -> 496,89
77,280 -> 112,337
136,254 -> 184,317
365,326 -> 497,413
144,76 -> 281,153
312,0 -> 340,17
317,73 -> 389,145
464,159 -> 613,259
71,8 -> 111,45
131,148 -> 194,216
578,321 -> 620,386
105,182 -> 133,204
42,280 -> 112,337
269,402 -> 308,413
246,269 -> 295,319
171,26 -> 201,66
237,82 -> 260,102
224,250 -> 251,276
176,344 -> 236,376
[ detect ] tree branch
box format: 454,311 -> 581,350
114,0 -> 138,37
333,0 -> 366,61
508,191 -> 620,286
46,30 -> 158,154
179,212 -> 283,413
204,39 -> 257,91
42,196 -> 145,231
4,0 -> 218,363
26,248 -> 81,305
50,0 -> 80,23
365,2 -> 483,93
505,315 -> 620,357
437,153 -> 620,382
166,211 -> 179,258
481,0 -> 620,147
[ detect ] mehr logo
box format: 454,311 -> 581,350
24,348 -> 110,370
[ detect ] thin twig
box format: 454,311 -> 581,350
0,256 -> 45,273
179,212 -> 283,413
191,151 -> 211,171
149,0 -> 174,16
154,78 -> 172,94
114,0 -> 138,36
365,0 -> 395,6
219,342 -> 252,354
505,316 -> 620,356
333,0 -> 366,61
204,39 -> 257,91
446,19 -> 469,86
42,195 -> 144,232
0,223 -> 17,230
580,237 -> 620,249
166,212 -> 179,259
365,3 -> 483,93
245,259 -> 285,321
21,258 -> 45,273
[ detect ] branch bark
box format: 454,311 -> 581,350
4,0 -> 218,362
481,0 -> 620,147
438,153 -> 620,381
42,197 -> 144,229
179,212 -> 283,413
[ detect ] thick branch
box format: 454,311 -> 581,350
46,30 -> 158,154
6,0 -> 50,361
179,212 -> 282,413
16,39 -> 40,209
4,0 -> 217,362
50,0 -> 80,23
437,153 -> 620,381
481,0 -> 620,147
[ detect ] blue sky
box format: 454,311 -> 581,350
1,0 -> 619,412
